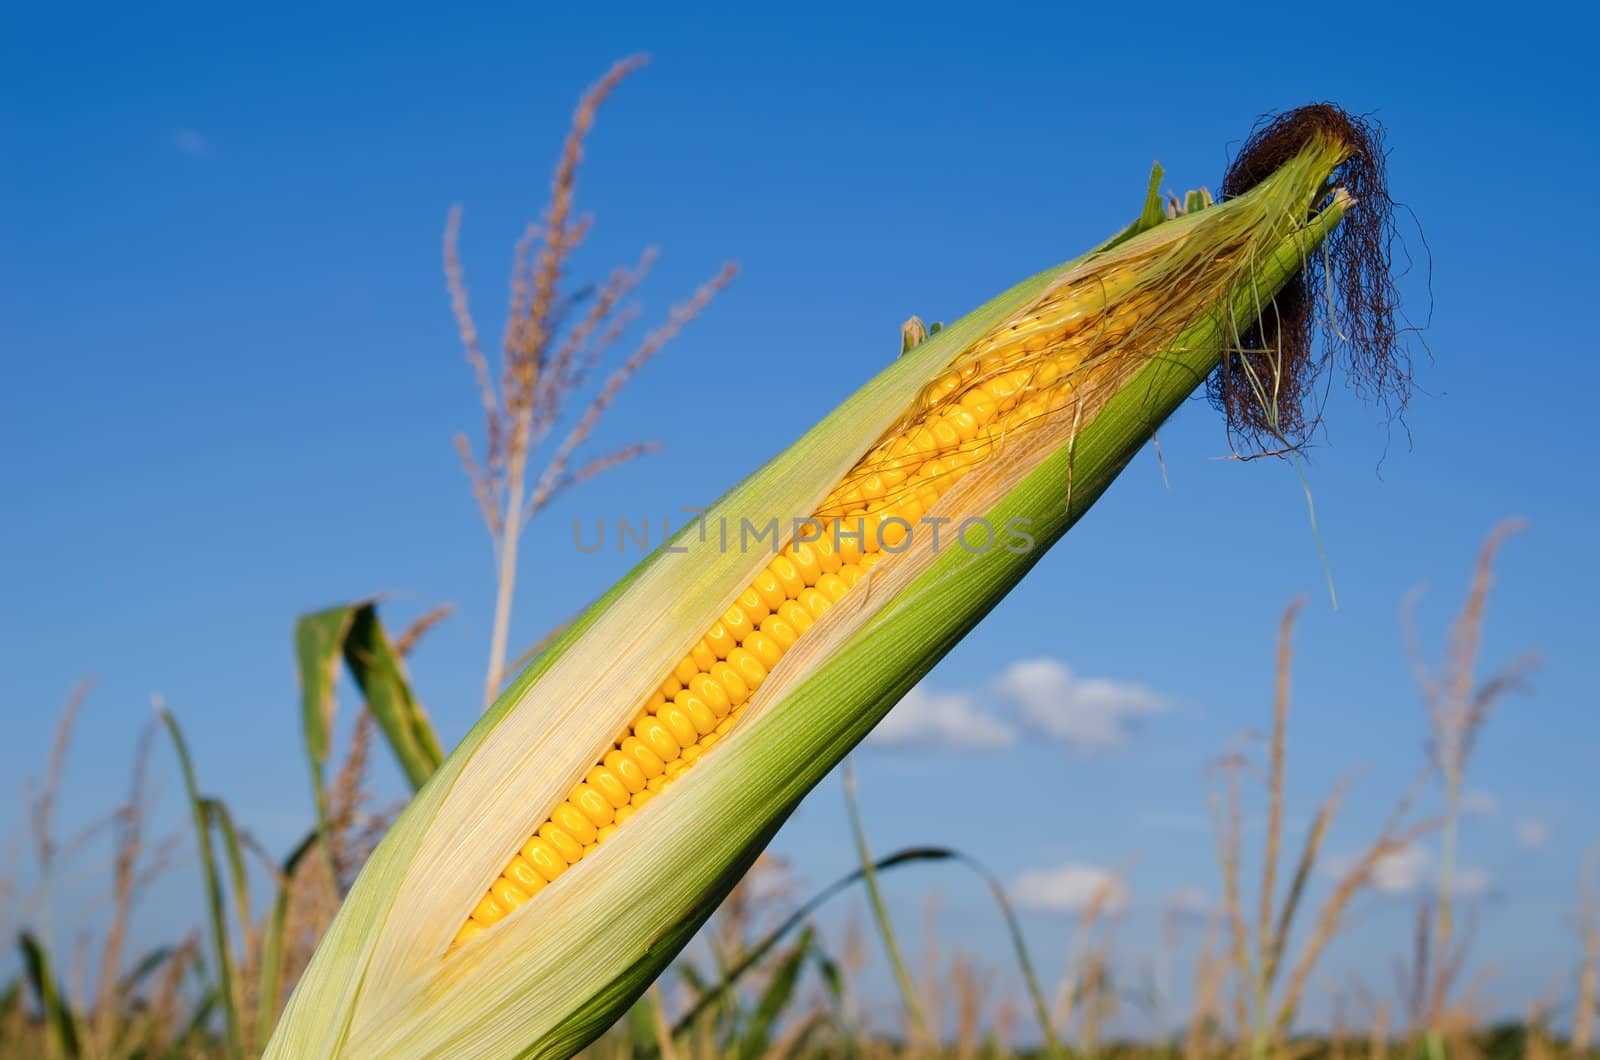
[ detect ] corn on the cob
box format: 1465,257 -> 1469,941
269,117 -> 1385,1060
453,259 -> 1170,943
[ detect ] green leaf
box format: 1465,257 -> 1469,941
295,603 -> 359,884
1138,161 -> 1167,230
662,847 -> 955,1047
115,946 -> 176,1002
295,603 -> 361,767
735,926 -> 812,1060
778,1012 -> 826,1059
813,948 -> 844,1007
809,943 -> 860,1060
343,604 -> 444,790
164,987 -> 219,1060
18,931 -> 80,1059
204,800 -> 252,951
295,602 -> 443,796
1103,162 -> 1171,253
255,832 -> 319,1047
841,759 -> 925,1037
294,601 -> 443,894
158,708 -> 244,1060
621,992 -> 658,1054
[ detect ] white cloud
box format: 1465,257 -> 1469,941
868,658 -> 1170,752
1461,790 -> 1500,816
997,658 -> 1167,751
1515,817 -> 1551,850
1166,883 -> 1213,916
1011,864 -> 1129,914
870,684 -> 1017,749
1451,866 -> 1493,897
1327,844 -> 1492,898
1370,844 -> 1431,894
172,128 -> 213,157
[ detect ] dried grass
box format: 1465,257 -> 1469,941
1402,517 -> 1533,1034
1575,849 -> 1598,1053
444,55 -> 736,709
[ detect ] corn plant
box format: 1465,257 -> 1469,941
250,104 -> 1408,1058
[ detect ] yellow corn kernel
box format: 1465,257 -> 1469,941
504,856 -> 547,894
750,567 -> 787,612
785,540 -> 823,585
551,803 -> 599,846
520,836 -> 568,881
587,766 -> 631,809
471,892 -> 508,926
778,600 -> 814,636
602,749 -> 647,794
569,784 -> 616,829
726,647 -> 768,691
491,877 -> 531,914
759,610 -> 800,649
619,736 -> 665,779
817,573 -> 850,604
812,531 -> 843,574
719,602 -> 757,642
946,407 -> 980,441
743,631 -> 783,669
798,587 -> 832,620
704,621 -> 736,659
657,703 -> 699,747
673,690 -> 718,735
689,673 -> 731,717
736,587 -> 771,624
538,822 -> 585,865
768,555 -> 806,598
634,717 -> 682,763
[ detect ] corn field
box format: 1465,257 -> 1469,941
3,57 -> 1593,1060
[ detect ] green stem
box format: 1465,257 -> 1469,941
841,758 -> 930,1043
950,852 -> 1065,1059
159,706 -> 244,1060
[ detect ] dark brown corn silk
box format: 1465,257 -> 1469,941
1208,103 -> 1413,450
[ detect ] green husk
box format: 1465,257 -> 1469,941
268,132 -> 1352,1060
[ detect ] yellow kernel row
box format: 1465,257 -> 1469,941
453,307 -> 1101,946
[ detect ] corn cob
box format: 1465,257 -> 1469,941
451,258 -> 1171,943
269,118 -> 1385,1060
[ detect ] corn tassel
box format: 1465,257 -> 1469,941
268,124 -> 1367,1059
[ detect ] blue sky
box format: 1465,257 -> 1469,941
4,0 -> 1596,1035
